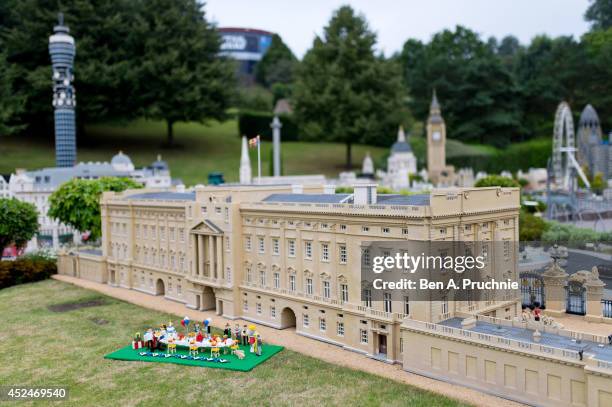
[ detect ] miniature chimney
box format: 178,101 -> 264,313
353,183 -> 377,205
176,184 -> 185,193
291,184 -> 303,194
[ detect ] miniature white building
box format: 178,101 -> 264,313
8,152 -> 174,250
380,126 -> 417,190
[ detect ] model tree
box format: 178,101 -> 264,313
131,0 -> 235,146
255,34 -> 298,100
0,198 -> 39,252
48,177 -> 142,241
474,175 -> 520,188
585,0 -> 612,30
293,5 -> 405,168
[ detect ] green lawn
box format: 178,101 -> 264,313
0,119 -> 388,186
0,280 -> 469,406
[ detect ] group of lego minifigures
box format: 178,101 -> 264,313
132,319 -> 263,358
223,323 -> 263,356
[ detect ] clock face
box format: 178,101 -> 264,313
432,131 -> 441,141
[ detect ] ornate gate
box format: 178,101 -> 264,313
520,272 -> 545,308
566,280 -> 586,315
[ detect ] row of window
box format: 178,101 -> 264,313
134,247 -> 186,272
245,236 -> 348,264
245,267 -> 349,302
134,224 -> 186,242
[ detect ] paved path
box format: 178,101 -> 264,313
53,275 -> 523,407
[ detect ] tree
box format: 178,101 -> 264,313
474,175 -> 519,188
48,177 -> 142,241
0,198 -> 39,252
0,0 -> 144,135
399,26 -> 523,147
131,0 -> 235,146
255,34 -> 297,89
585,0 -> 612,30
514,35 -> 584,137
519,210 -> 547,241
293,6 -> 405,168
579,28 -> 612,131
0,50 -> 25,136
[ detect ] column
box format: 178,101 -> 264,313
191,234 -> 198,276
585,269 -> 605,322
216,236 -> 223,280
541,261 -> 568,317
208,235 -> 214,277
198,235 -> 205,277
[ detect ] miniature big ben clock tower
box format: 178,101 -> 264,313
426,90 -> 446,184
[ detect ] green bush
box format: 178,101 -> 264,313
237,110 -> 300,141
0,257 -> 57,289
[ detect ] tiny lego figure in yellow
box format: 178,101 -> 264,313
188,338 -> 198,357
167,336 -> 177,354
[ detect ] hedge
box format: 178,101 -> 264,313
237,110 -> 299,141
0,257 -> 57,289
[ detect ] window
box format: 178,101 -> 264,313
258,237 -> 265,253
439,227 -> 446,235
323,280 -> 331,299
441,298 -> 449,315
226,267 -> 232,283
339,245 -> 347,264
259,270 -> 266,286
246,266 -> 253,283
382,227 -> 390,234
151,226 -> 156,239
243,300 -> 248,311
215,207 -> 221,214
319,318 -> 326,332
270,306 -> 276,318
201,206 -> 207,215
383,292 -> 392,313
272,238 -> 279,255
160,226 -> 166,240
340,284 -> 348,303
256,303 -> 262,315
337,321 -> 345,336
306,278 -> 313,295
177,284 -> 182,295
362,248 -> 370,266
404,296 -> 410,315
224,208 -> 229,222
303,314 -> 309,328
225,237 -> 230,251
179,228 -> 185,243
273,272 -> 280,289
245,236 -> 252,251
402,228 -> 409,235
363,289 -> 372,307
360,329 -> 368,344
340,224 -> 347,231
362,226 -> 369,232
400,338 -> 404,353
464,224 -> 471,231
321,243 -> 329,262
304,241 -> 312,259
288,239 -> 296,257
289,275 -> 296,291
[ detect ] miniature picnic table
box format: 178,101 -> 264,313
160,337 -> 235,349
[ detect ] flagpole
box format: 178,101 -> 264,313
257,135 -> 261,184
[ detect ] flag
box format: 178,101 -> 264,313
248,135 -> 260,149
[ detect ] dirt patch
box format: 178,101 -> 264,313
48,298 -> 107,313
90,317 -> 109,325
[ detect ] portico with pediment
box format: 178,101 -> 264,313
191,220 -> 224,280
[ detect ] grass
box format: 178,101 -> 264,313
0,119 -> 389,186
0,279 -> 469,406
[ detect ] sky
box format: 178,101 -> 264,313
205,0 -> 592,57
